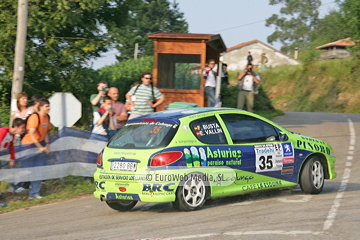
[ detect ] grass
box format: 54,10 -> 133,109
260,57 -> 360,113
0,176 -> 94,213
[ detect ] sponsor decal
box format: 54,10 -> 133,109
142,183 -> 175,192
296,140 -> 331,155
213,173 -> 254,186
94,181 -> 105,190
241,180 -> 283,191
141,183 -> 177,195
255,143 -> 294,172
282,166 -> 294,175
106,193 -> 140,201
282,157 -> 294,163
282,143 -> 294,157
183,146 -> 242,167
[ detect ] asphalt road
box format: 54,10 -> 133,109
0,112 -> 359,240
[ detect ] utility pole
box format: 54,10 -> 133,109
10,0 -> 28,122
134,43 -> 138,60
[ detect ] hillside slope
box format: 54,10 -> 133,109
260,58 -> 360,113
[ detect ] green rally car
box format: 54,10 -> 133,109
94,108 -> 336,211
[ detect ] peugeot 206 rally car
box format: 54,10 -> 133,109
93,108 -> 336,212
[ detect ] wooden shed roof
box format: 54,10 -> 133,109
316,38 -> 355,49
148,32 -> 227,52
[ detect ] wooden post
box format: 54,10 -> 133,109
10,0 -> 28,123
134,43 -> 138,60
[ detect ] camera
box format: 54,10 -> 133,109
247,68 -> 252,72
102,87 -> 109,92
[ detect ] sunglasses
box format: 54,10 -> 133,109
144,77 -> 152,80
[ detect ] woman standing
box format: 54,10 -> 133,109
12,92 -> 33,120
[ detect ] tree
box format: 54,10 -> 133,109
338,0 -> 360,41
265,0 -> 321,53
113,0 -> 188,61
0,0 -> 133,125
311,10 -> 351,45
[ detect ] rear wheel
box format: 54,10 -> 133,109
105,200 -> 137,212
300,156 -> 324,194
173,173 -> 208,211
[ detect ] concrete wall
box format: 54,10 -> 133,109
221,42 -> 301,71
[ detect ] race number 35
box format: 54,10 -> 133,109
258,155 -> 273,170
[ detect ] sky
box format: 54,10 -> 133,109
91,0 -> 338,69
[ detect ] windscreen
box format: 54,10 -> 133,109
108,121 -> 178,149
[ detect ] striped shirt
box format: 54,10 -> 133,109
129,84 -> 163,115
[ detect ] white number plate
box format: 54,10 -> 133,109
111,161 -> 137,171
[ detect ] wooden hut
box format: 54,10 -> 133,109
148,33 -> 226,110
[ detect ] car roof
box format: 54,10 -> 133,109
127,107 -> 242,124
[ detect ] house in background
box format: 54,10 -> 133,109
316,38 -> 355,60
221,40 -> 301,71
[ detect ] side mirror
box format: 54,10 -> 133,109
279,132 -> 288,141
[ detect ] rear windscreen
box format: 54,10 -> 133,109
108,121 -> 178,149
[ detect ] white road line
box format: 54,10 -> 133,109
323,117 -> 355,231
278,195 -> 312,203
225,230 -> 324,236
345,162 -> 352,167
140,230 -> 326,239
347,156 -> 353,160
349,146 -> 354,151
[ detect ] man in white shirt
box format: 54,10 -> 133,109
203,59 -> 216,107
236,64 -> 260,112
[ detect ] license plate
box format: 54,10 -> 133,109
111,161 -> 137,171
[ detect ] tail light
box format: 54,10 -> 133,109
97,151 -> 103,168
151,152 -> 183,167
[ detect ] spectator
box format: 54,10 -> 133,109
221,63 -> 229,86
203,59 -> 216,107
126,72 -> 165,120
11,92 -> 32,120
236,64 -> 260,112
259,52 -> 268,72
21,98 -> 51,200
107,87 -> 128,130
0,118 -> 25,193
247,51 -> 253,65
125,82 -> 140,113
90,81 -> 108,112
92,96 -> 116,137
30,94 -> 45,113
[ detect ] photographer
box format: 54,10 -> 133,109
90,81 -> 109,112
236,64 -> 260,113
92,96 -> 116,138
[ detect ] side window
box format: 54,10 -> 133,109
220,114 -> 279,144
190,116 -> 226,144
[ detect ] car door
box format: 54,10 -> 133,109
219,113 -> 295,184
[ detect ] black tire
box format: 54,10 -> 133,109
172,173 -> 208,211
300,156 -> 324,194
105,200 -> 137,212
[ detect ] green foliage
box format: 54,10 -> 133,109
0,175 -> 94,213
98,56 -> 154,102
339,0 -> 360,41
0,83 -> 10,127
261,58 -> 360,113
311,10 -> 351,45
114,0 -> 188,61
266,0 -> 321,53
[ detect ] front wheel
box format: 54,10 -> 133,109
300,156 -> 324,194
173,173 -> 208,211
105,200 -> 137,212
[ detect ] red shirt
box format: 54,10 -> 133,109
0,128 -> 15,160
